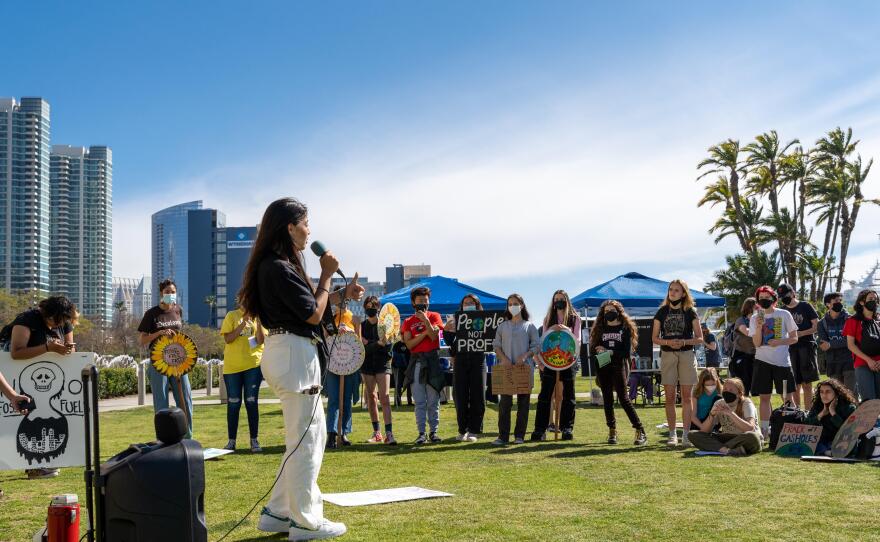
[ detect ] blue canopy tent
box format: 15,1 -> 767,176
379,276 -> 508,316
571,272 -> 726,318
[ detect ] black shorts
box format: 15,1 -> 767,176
751,359 -> 796,396
790,343 -> 819,384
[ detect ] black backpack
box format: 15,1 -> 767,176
721,323 -> 736,357
769,401 -> 807,450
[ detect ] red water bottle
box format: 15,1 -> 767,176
47,494 -> 80,542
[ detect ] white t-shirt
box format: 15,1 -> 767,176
719,397 -> 759,434
748,308 -> 796,367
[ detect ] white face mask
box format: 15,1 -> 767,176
705,385 -> 717,394
463,305 -> 477,312
509,305 -> 522,316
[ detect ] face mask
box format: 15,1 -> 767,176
414,303 -> 428,312
554,300 -> 566,311
781,295 -> 793,305
605,311 -> 619,322
669,298 -> 681,307
722,391 -> 738,404
509,305 -> 522,316
463,305 -> 477,312
365,308 -> 378,317
758,298 -> 774,309
831,302 -> 844,313
161,294 -> 177,305
866,300 -> 878,312
705,385 -> 717,394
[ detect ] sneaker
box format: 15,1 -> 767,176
414,433 -> 427,445
681,434 -> 691,448
666,434 -> 678,447
288,519 -> 347,541
326,434 -> 338,451
250,438 -> 263,453
340,435 -> 352,446
547,423 -> 557,433
727,446 -> 747,457
367,431 -> 384,444
464,432 -> 478,442
608,428 -> 618,445
634,429 -> 647,446
384,432 -> 398,445
429,432 -> 442,443
561,430 -> 574,441
530,431 -> 546,442
257,507 -> 290,533
26,468 -> 59,480
455,433 -> 468,442
223,439 -> 236,451
491,438 -> 508,446
513,437 -> 525,444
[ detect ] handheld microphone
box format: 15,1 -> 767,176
310,240 -> 346,280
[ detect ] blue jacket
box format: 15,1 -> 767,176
818,310 -> 851,366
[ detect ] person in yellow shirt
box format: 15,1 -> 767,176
220,306 -> 266,452
326,304 -> 361,449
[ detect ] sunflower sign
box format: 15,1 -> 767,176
151,333 -> 198,378
378,303 -> 401,342
539,329 -> 578,371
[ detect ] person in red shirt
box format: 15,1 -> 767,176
401,286 -> 445,444
844,289 -> 880,400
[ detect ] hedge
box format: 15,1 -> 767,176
97,364 -> 221,400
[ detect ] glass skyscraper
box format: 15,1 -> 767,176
151,201 -> 203,321
50,144 -> 113,322
0,97 -> 51,294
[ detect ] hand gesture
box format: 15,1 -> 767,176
345,272 -> 365,302
47,340 -> 72,355
10,393 -> 31,414
767,339 -> 781,347
829,398 -> 838,416
819,341 -> 831,352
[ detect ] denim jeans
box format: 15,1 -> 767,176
855,366 -> 880,401
223,366 -> 263,440
412,362 -> 441,434
325,371 -> 359,435
148,364 -> 193,438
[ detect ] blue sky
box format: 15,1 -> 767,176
4,1 -> 880,311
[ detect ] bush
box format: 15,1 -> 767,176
188,364 -> 221,391
97,364 -> 221,399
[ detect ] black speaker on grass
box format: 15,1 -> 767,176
98,408 -> 208,542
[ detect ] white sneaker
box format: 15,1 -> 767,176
666,435 -> 678,447
250,438 -> 263,453
289,519 -> 347,541
257,508 -> 290,533
465,432 -> 478,443
681,434 -> 691,448
456,433 -> 468,442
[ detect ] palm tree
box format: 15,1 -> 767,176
204,295 -> 218,327
705,249 -> 781,318
698,140 -> 751,254
744,130 -> 800,217
779,146 -> 814,239
807,165 -> 846,294
761,208 -> 802,286
837,156 -> 876,291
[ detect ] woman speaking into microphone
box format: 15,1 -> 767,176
238,197 -> 363,540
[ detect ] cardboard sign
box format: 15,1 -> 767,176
0,352 -> 94,470
453,310 -> 505,354
831,399 -> 880,458
491,363 -> 532,395
776,423 -> 823,457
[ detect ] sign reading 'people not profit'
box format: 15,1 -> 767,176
453,310 -> 506,353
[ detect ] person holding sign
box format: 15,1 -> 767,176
239,197 -> 363,539
844,289 -> 880,401
533,290 -> 581,441
0,370 -> 30,413
689,377 -> 762,456
443,294 -> 487,443
359,296 -> 396,445
652,279 -> 703,447
491,294 -> 539,445
1,295 -> 78,480
138,279 -> 194,438
220,303 -> 266,452
588,300 -> 647,445
749,285 -> 798,440
805,379 -> 857,455
402,286 -> 445,445
325,304 -> 361,450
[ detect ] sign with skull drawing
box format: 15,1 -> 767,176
0,352 -> 94,470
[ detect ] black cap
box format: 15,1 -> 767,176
776,284 -> 793,296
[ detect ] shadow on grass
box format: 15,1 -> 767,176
550,443 -> 667,459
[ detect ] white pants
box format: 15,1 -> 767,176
261,334 -> 327,530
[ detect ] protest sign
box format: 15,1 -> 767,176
453,310 -> 505,354
776,423 -> 822,457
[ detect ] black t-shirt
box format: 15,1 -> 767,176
2,309 -> 73,347
361,319 -> 391,364
594,324 -> 631,363
256,255 -> 320,337
785,300 -> 819,345
137,305 -> 184,346
703,332 -> 721,366
654,305 -> 697,352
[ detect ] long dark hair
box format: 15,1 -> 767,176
853,289 -> 879,321
589,300 -> 637,352
811,378 -> 857,411
459,294 -> 483,311
544,289 -> 577,329
239,198 -> 309,317
504,293 -> 529,321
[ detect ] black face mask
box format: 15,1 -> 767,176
758,299 -> 774,309
866,300 -> 878,312
605,311 -> 619,322
831,302 -> 844,313
722,391 -> 738,404
669,299 -> 682,307
414,304 -> 428,312
781,295 -> 793,305
365,308 -> 378,317
554,300 -> 566,311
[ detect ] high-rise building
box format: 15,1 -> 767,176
0,97 -> 51,294
112,275 -> 150,324
385,264 -> 431,293
186,208 -> 226,328
152,201 -> 202,321
223,226 -> 257,315
50,145 -> 112,322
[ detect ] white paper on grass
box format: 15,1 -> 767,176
203,448 -> 234,460
323,486 -> 453,507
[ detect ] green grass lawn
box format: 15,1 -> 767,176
2,395 -> 879,542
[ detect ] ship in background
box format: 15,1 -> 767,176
843,260 -> 880,306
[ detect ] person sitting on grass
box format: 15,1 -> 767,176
690,367 -> 722,433
689,377 -> 762,456
805,378 -> 857,455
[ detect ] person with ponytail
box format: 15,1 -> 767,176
844,289 -> 880,400
688,377 -> 762,456
589,300 -> 647,445
239,197 -> 363,540
651,279 -> 702,447
533,290 -> 581,441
